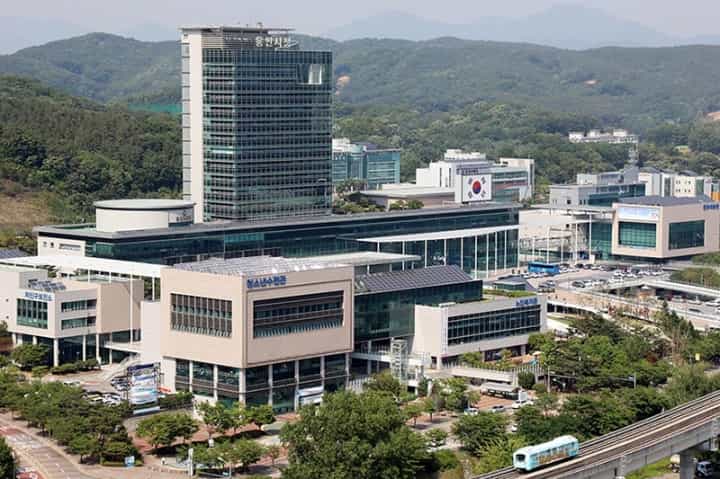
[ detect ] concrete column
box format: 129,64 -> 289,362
546,227 -> 550,263
679,450 -> 694,479
267,365 -> 273,406
424,240 -> 428,267
95,333 -> 101,363
504,229 -> 507,270
460,237 -> 464,271
588,216 -> 593,262
443,239 -> 447,265
82,335 -> 87,361
485,235 -> 490,278
129,275 -> 134,345
494,231 -> 498,272
401,242 -> 406,271
53,338 -> 59,367
436,356 -> 443,369
344,353 -> 351,388
238,368 -> 246,404
213,364 -> 219,401
474,236 -> 478,278
11,333 -> 17,346
320,356 -> 326,388
294,360 -> 301,410
188,361 -> 194,393
152,278 -> 156,301
32,336 -> 37,345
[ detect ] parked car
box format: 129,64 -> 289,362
489,405 -> 506,414
512,399 -> 534,410
463,407 -> 480,416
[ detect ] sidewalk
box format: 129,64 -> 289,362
0,413 -> 192,479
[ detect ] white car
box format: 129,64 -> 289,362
511,399 -> 534,410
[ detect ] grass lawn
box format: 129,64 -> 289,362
626,458 -> 672,479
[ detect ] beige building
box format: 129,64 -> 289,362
413,294 -> 546,368
156,256 -> 354,411
611,196 -> 720,259
0,265 -> 143,366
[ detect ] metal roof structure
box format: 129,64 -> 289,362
297,252 -> 421,267
34,203 -> 519,241
173,256 -> 348,277
358,225 -> 519,244
0,255 -> 166,278
354,265 -> 475,294
618,195 -> 714,207
0,249 -> 29,259
94,199 -> 195,211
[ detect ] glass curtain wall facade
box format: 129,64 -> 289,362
199,34 -> 332,221
354,280 -> 482,342
668,220 -> 705,250
618,222 -> 657,248
73,206 -> 518,265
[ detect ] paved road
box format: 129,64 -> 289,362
0,422 -> 92,479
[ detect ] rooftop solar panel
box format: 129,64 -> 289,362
355,265 -> 476,294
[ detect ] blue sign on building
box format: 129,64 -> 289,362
704,203 -> 720,211
516,297 -> 538,308
247,275 -> 287,289
24,291 -> 53,302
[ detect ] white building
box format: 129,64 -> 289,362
638,168 -> 717,199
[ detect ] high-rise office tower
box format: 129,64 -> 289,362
181,26 -> 333,222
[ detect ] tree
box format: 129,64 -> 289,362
425,429 -> 448,448
423,396 -> 440,423
474,435 -> 527,474
198,401 -> 235,440
438,377 -> 468,412
452,412 -> 508,455
655,304 -> 698,365
229,439 -> 265,473
404,402 -> 424,427
136,413 -> 198,452
518,371 -> 536,390
11,343 -> 49,369
406,199 -> 424,209
245,404 -> 275,431
0,437 -> 14,479
280,390 -> 429,479
266,444 -> 282,467
561,393 -> 635,439
69,434 -> 101,463
364,371 -> 404,401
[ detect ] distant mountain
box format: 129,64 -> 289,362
324,6 -> 699,49
0,33 -> 178,101
0,17 -> 90,54
4,32 -> 720,129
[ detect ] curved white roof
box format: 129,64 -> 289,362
94,199 -> 195,211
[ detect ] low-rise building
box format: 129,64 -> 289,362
550,167 -> 645,207
332,138 -> 400,189
611,196 -> 720,260
638,167 -> 718,199
156,256 -> 354,411
0,264 -> 143,366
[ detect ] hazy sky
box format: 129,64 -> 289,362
4,0 -> 720,37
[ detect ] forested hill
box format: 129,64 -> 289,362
4,33 -> 720,129
0,76 -> 181,223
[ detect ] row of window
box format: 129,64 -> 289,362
618,222 -> 657,249
171,294 -> 233,337
61,299 -> 97,312
253,291 -> 344,338
17,299 -> 48,329
61,317 -> 96,330
447,307 -> 542,346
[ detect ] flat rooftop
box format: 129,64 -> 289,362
298,252 -> 421,267
174,256 -> 348,277
0,249 -> 29,259
34,203 -> 519,241
532,204 -> 614,214
360,186 -> 454,198
617,195 -> 714,207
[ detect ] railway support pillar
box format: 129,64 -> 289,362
679,449 -> 695,479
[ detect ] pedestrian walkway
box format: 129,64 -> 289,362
0,422 -> 91,479
0,414 -> 192,479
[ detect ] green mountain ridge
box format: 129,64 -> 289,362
3,33 -> 720,130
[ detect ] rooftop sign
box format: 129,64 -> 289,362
247,275 -> 287,289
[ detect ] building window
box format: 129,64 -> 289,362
253,291 -> 344,338
171,294 -> 232,337
17,299 -> 48,329
447,305 -> 542,346
61,317 -> 96,330
61,299 -> 97,312
192,361 -> 214,396
669,220 -> 705,250
308,64 -> 323,85
175,359 -> 190,391
618,222 -> 657,249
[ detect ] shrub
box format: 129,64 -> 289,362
433,449 -> 460,471
518,371 -> 536,390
